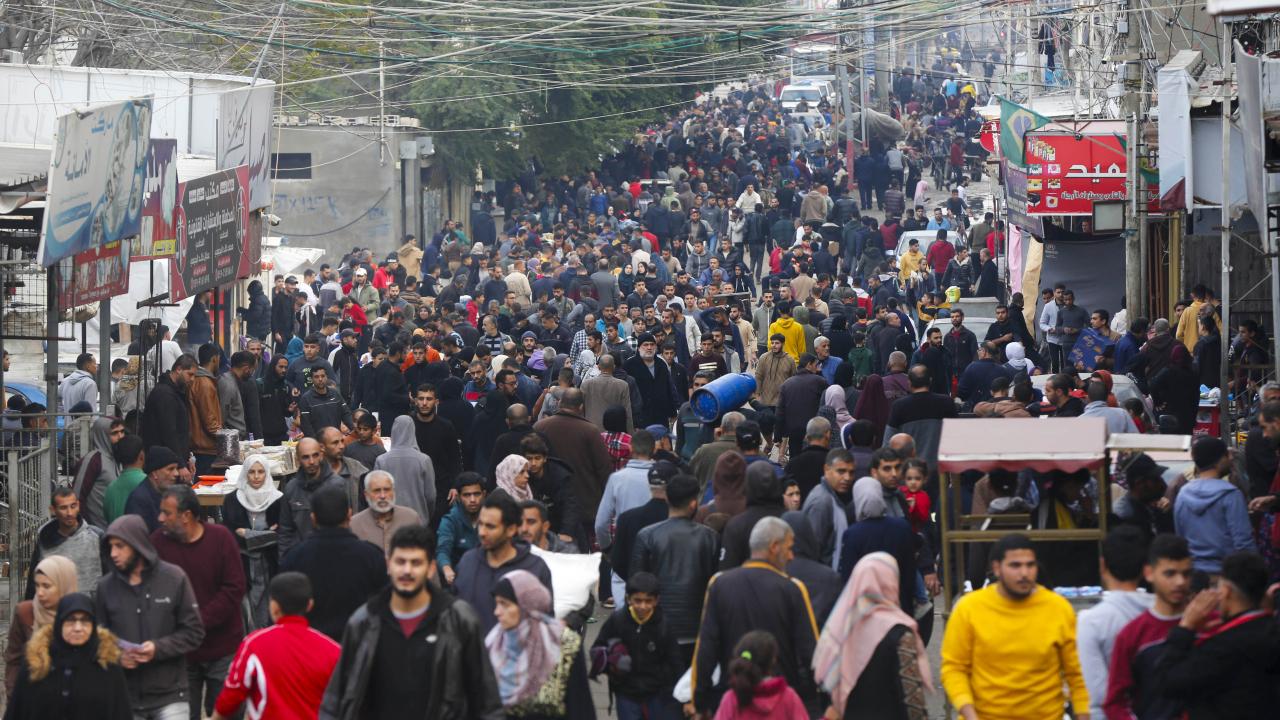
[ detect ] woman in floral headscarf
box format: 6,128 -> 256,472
486,570 -> 595,720
813,552 -> 932,719
496,454 -> 533,502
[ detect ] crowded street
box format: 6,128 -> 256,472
1,1 -> 1280,719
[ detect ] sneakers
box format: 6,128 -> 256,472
913,600 -> 933,621
602,596 -> 616,610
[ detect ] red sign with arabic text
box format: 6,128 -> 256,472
1023,132 -> 1158,216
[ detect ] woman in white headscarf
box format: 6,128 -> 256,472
1004,341 -> 1038,376
374,416 -> 437,522
220,454 -> 283,628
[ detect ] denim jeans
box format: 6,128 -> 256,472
133,702 -> 188,720
188,654 -> 237,720
616,695 -> 683,720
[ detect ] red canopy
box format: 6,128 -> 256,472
936,418 -> 1108,473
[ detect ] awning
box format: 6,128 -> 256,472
936,417 -> 1108,473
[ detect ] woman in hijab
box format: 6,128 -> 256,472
374,416 -> 437,521
1003,341 -> 1037,377
813,552 -> 931,720
71,416 -> 122,527
220,454 -> 283,629
5,556 -> 77,697
5,593 -> 132,720
823,385 -> 854,431
696,450 -> 748,525
496,454 -> 533,501
468,389 -> 511,477
836,478 -> 918,615
1149,344 -> 1199,434
851,374 -> 890,447
486,570 -> 595,720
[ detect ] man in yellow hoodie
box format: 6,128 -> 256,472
1175,284 -> 1214,352
768,301 -> 807,362
898,237 -> 925,285
942,533 -> 1090,720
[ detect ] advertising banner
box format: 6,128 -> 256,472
217,83 -> 274,210
38,97 -> 153,266
133,138 -> 180,260
56,240 -> 132,307
1023,132 -> 1159,216
169,166 -> 250,301
1002,161 -> 1044,236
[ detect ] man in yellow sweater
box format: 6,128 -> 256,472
941,533 -> 1091,720
768,301 -> 808,362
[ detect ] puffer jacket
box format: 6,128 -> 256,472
94,515 -> 204,711
630,517 -> 720,642
319,586 -> 502,720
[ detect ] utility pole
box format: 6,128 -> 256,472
838,3 -> 855,195
1220,20 -> 1232,441
378,39 -> 386,165
1121,0 -> 1145,318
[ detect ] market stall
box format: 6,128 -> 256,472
935,417 -> 1110,613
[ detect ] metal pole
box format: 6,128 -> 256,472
379,40 -> 386,165
46,270 -> 58,477
1220,20 -> 1232,440
1125,112 -> 1142,317
98,299 -> 110,414
839,46 -> 855,194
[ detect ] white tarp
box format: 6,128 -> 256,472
39,97 -> 153,266
217,82 -> 275,210
1157,65 -> 1194,209
1190,118 -> 1248,210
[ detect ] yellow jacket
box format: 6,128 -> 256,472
768,316 -> 807,362
899,248 -> 924,284
941,585 -> 1089,720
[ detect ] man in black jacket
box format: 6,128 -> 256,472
624,333 -> 680,427
320,524 -> 502,720
279,485 -> 385,641
519,434 -> 583,546
373,342 -> 412,427
328,329 -> 360,403
692,516 -> 819,715
141,353 -> 196,478
271,275 -> 295,354
297,367 -> 353,438
719,461 -> 786,570
257,354 -> 295,445
631,474 -> 719,665
775,353 -> 830,457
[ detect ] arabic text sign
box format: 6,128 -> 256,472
217,84 -> 274,210
169,166 -> 249,302
1067,327 -> 1116,371
1023,133 -> 1158,216
57,240 -> 131,307
133,138 -> 180,260
38,98 -> 153,266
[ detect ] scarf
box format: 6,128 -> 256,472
852,476 -> 887,522
824,384 -> 853,428
32,556 -> 78,629
485,570 -> 564,707
813,552 -> 932,716
236,454 -> 283,513
495,454 -> 533,501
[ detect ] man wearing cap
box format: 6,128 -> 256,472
348,267 -> 381,322
123,446 -> 182,534
646,423 -> 684,468
624,332 -> 681,428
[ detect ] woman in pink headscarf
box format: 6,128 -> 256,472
812,552 -> 932,719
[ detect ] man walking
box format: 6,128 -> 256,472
941,533 -> 1089,720
96,514 -> 206,720
190,344 -> 225,474
319,525 -> 502,720
452,492 -> 554,634
25,487 -> 105,600
349,470 -> 422,552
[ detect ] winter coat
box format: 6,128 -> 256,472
217,371 -> 247,435
240,282 -> 272,340
754,350 -> 796,407
631,517 -> 720,642
256,371 -> 294,440
6,623 -> 132,720
593,606 -> 684,701
534,410 -> 615,519
59,370 -> 99,413
140,373 -> 192,460
188,368 -> 223,455
319,587 -> 503,720
452,542 -> 554,635
94,515 -> 205,711
24,518 -> 105,600
277,464 -> 347,557
279,528 -> 386,641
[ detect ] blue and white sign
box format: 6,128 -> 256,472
38,97 -> 153,267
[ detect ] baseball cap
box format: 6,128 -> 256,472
644,424 -> 670,442
285,275 -> 298,284
354,268 -> 368,277
339,328 -> 357,338
386,254 -> 399,263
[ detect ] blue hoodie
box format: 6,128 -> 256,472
1173,478 -> 1254,573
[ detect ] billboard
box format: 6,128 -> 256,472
133,138 -> 180,260
38,97 -> 153,266
217,83 -> 274,210
56,240 -> 131,307
169,166 -> 250,301
1023,132 -> 1158,216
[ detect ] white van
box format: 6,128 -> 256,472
779,84 -> 827,112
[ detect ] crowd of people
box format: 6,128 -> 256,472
6,64 -> 1280,720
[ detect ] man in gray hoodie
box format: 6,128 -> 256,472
59,352 -> 100,412
95,514 -> 205,719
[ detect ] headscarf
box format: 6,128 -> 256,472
490,354 -> 509,379
49,593 -> 100,668
485,570 -> 565,707
823,384 -> 853,428
852,476 -> 887,522
495,454 -> 532,501
813,552 -> 931,716
851,374 -> 890,445
373,416 -> 436,521
1004,342 -> 1036,375
32,556 -> 78,629
235,454 -> 282,513
697,450 -> 748,521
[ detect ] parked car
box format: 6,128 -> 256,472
894,229 -> 963,259
779,83 -> 826,112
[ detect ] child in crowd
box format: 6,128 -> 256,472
714,631 -> 808,719
592,572 -> 684,720
901,459 -> 932,534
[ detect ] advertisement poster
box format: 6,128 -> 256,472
1023,132 -> 1159,216
133,138 -> 180,260
217,83 -> 274,210
39,97 -> 153,266
56,240 -> 132,307
169,166 -> 249,301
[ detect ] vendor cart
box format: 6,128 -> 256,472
936,417 -> 1111,614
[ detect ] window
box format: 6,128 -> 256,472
270,153 -> 312,179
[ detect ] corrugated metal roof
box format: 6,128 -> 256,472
0,143 -> 50,190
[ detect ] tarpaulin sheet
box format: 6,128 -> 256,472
1037,222 -> 1126,318
937,417 -> 1107,473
